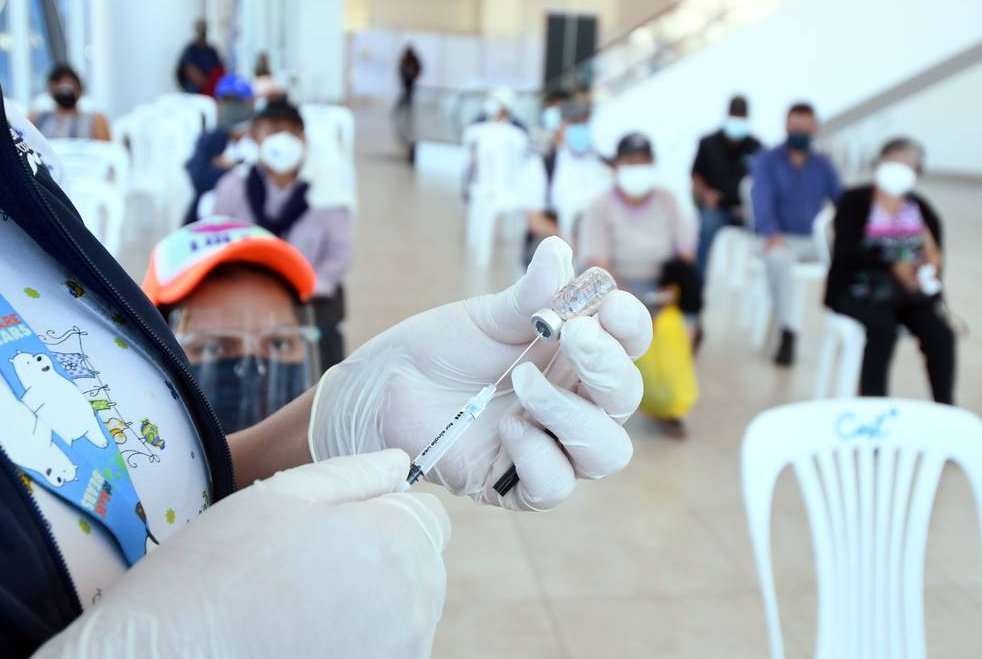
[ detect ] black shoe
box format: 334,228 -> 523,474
774,329 -> 795,367
657,418 -> 688,439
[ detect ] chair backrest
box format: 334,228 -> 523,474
113,106 -> 160,181
48,138 -> 131,192
742,399 -> 982,659
301,104 -> 355,162
813,204 -> 836,267
155,93 -> 217,132
463,121 -> 529,197
67,182 -> 126,257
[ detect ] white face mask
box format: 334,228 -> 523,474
260,131 -> 305,174
875,161 -> 917,198
617,164 -> 657,198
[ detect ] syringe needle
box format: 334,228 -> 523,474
494,335 -> 541,387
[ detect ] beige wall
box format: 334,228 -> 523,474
347,0 -> 675,43
346,0 -> 481,33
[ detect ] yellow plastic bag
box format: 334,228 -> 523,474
636,305 -> 699,420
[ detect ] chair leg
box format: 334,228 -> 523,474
751,274 -> 771,349
836,328 -> 865,398
814,325 -> 837,398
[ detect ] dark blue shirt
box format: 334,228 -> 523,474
178,43 -> 223,93
750,144 -> 842,236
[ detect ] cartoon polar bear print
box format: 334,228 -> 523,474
11,352 -> 109,449
0,375 -> 77,487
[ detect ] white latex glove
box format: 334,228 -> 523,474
34,450 -> 449,659
309,237 -> 652,510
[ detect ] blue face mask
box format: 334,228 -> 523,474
787,132 -> 812,151
723,116 -> 750,141
541,106 -> 562,132
191,357 -> 308,433
564,123 -> 592,154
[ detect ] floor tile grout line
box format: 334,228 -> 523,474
510,511 -> 575,659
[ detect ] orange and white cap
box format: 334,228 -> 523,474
141,217 -> 317,306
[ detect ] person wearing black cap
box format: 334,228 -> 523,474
211,99 -> 353,371
580,132 -> 700,437
690,95 -> 762,281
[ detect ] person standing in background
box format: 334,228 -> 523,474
521,100 -> 611,265
398,45 -> 422,105
211,100 -> 352,371
30,64 -> 111,141
751,102 -> 842,366
176,18 -> 225,96
691,95 -> 761,280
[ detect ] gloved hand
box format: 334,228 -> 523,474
309,237 -> 652,510
34,450 -> 449,659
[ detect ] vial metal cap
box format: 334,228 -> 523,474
531,308 -> 564,342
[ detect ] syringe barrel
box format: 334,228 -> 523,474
530,267 -> 617,341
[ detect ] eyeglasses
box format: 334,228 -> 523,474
176,325 -> 321,365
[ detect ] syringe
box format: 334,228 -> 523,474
405,267 -> 617,488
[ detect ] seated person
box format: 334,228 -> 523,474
691,94 -> 762,280
824,137 -> 955,404
183,74 -> 258,224
30,64 -> 111,141
579,132 -> 699,314
211,99 -> 352,370
579,133 -> 701,438
142,218 -> 321,432
751,102 -> 842,366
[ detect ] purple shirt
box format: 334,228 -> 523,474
211,168 -> 353,297
750,144 -> 842,237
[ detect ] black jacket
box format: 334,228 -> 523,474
0,94 -> 235,656
824,184 -> 943,311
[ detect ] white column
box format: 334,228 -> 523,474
8,0 -> 32,106
86,0 -> 113,114
66,0 -> 90,76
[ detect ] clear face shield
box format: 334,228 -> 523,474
172,305 -> 322,433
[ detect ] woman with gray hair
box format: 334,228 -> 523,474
823,137 -> 955,403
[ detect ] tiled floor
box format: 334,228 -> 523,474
118,105 -> 982,658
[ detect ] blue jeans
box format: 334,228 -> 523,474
696,206 -> 739,283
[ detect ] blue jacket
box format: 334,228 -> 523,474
0,94 -> 235,656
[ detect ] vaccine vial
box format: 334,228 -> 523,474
530,267 -> 617,341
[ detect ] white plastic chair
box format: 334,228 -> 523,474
155,93 -> 217,132
707,176 -> 755,295
463,122 -> 530,268
746,205 -> 835,349
68,182 -> 126,259
301,104 -> 355,164
48,139 -> 131,192
301,105 -> 358,216
742,399 -> 982,659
